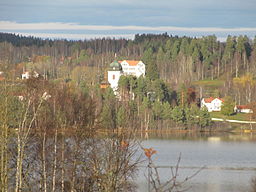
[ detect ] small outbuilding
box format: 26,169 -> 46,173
234,105 -> 253,113
21,71 -> 39,80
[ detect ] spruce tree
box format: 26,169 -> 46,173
143,48 -> 159,81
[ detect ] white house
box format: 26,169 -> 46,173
107,60 -> 146,94
118,60 -> 145,78
234,105 -> 253,113
0,71 -> 4,81
21,71 -> 39,79
201,97 -> 224,112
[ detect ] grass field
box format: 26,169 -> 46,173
210,111 -> 251,121
192,79 -> 225,88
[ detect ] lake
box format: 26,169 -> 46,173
137,132 -> 256,192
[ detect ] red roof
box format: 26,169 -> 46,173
236,105 -> 251,109
218,98 -> 224,102
204,97 -> 214,103
204,97 -> 224,103
119,60 -> 140,66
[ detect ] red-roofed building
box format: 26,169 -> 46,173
201,97 -> 224,112
118,60 -> 145,77
234,105 -> 253,113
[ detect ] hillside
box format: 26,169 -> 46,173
0,32 -> 256,105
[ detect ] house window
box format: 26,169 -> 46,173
113,74 -> 115,80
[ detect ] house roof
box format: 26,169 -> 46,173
120,60 -> 140,66
204,97 -> 214,103
236,105 -> 251,109
203,97 -> 224,103
100,82 -> 110,89
217,98 -> 224,102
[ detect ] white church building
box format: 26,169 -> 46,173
107,60 -> 146,92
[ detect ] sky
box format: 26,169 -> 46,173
0,0 -> 256,41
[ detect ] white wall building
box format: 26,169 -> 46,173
107,61 -> 123,93
234,105 -> 253,113
201,97 -> 224,112
107,60 -> 146,94
119,60 -> 145,78
21,71 -> 30,79
21,71 -> 39,79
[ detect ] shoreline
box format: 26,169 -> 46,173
211,117 -> 256,124
107,126 -> 256,135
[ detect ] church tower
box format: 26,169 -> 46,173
107,60 -> 122,93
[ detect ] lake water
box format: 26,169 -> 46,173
136,132 -> 256,192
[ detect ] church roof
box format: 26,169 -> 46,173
109,60 -> 122,71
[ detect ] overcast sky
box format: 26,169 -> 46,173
0,0 -> 256,40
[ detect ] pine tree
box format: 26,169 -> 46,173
198,108 -> 211,128
221,96 -> 235,116
223,36 -> 236,63
180,38 -> 190,56
171,106 -> 186,124
171,40 -> 180,60
101,88 -> 117,129
152,101 -> 163,120
117,105 -> 127,128
143,48 -> 159,80
162,102 -> 172,120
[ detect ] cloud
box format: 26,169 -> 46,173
1,21 -> 256,33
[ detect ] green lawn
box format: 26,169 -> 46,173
210,112 -> 251,121
192,80 -> 224,88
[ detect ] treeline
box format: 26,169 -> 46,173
1,32 -> 256,85
0,33 -> 48,47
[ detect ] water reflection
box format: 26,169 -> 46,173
137,131 -> 256,142
138,132 -> 256,192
